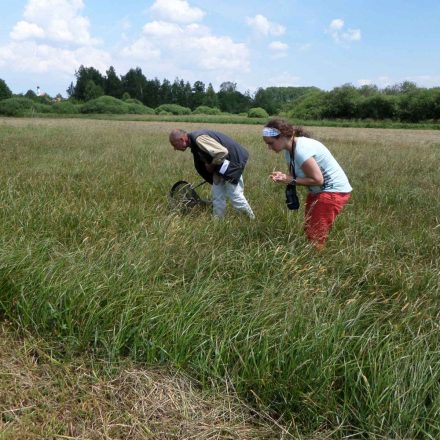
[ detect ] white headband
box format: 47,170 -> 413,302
262,127 -> 280,137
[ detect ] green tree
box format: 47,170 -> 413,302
105,66 -> 123,99
203,83 -> 218,108
218,82 -> 251,113
143,78 -> 161,108
84,80 -> 104,101
323,83 -> 360,118
72,66 -> 105,101
383,81 -> 418,95
25,89 -> 38,100
121,67 -> 148,102
0,78 -> 12,100
171,78 -> 192,107
287,90 -> 328,120
253,86 -> 320,115
397,88 -> 435,122
220,81 -> 236,93
191,80 -> 206,109
183,81 -> 193,108
358,84 -> 379,97
431,88 -> 440,120
160,79 -> 173,104
66,82 -> 75,98
253,87 -> 276,114
358,94 -> 397,120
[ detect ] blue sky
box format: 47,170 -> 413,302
1,0 -> 439,97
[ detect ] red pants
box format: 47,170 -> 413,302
304,192 -> 351,248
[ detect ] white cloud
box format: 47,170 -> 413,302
357,75 -> 440,89
329,19 -> 344,31
377,76 -> 393,87
1,0 -> 250,92
0,40 -> 111,74
121,20 -> 250,73
189,36 -> 248,70
268,41 -> 288,58
269,41 -> 288,51
327,18 -> 361,44
10,21 -> 45,40
407,75 -> 440,87
143,20 -> 181,37
357,79 -> 373,86
266,72 -> 301,87
11,0 -> 99,46
0,0 -> 109,76
120,38 -> 161,59
150,0 -> 205,24
344,28 -> 361,41
246,14 -> 285,37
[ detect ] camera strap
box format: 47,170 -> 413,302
289,147 -> 296,182
285,145 -> 300,210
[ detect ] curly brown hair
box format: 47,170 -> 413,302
264,118 -> 311,138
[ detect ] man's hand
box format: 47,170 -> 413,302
205,163 -> 216,173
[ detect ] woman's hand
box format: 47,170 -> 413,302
270,171 -> 293,184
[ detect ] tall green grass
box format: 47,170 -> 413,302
0,118 -> 439,438
19,111 -> 440,130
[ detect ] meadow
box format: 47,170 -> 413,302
0,117 -> 439,438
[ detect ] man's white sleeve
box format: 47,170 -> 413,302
195,135 -> 228,165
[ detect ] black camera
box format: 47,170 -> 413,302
285,183 -> 300,210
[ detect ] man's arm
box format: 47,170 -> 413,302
195,135 -> 228,165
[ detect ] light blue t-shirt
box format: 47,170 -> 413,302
285,137 -> 352,194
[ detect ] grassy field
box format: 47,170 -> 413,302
30,111 -> 440,130
0,117 -> 439,438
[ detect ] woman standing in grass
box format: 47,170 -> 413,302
262,118 -> 352,249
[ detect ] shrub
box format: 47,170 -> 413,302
192,106 -> 221,115
80,96 -> 129,114
35,94 -> 53,105
126,103 -> 155,115
124,98 -> 143,105
155,104 -> 191,115
29,103 -> 53,114
53,101 -> 80,114
358,95 -> 397,120
286,90 -> 327,120
248,107 -> 269,118
0,97 -> 35,116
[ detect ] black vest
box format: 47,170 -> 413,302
188,130 -> 249,185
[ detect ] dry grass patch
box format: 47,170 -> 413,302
0,322 -> 285,439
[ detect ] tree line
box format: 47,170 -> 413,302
67,66 -> 440,122
65,66 -> 324,115
286,82 -> 440,123
66,66 -> 247,113
1,66 -> 440,122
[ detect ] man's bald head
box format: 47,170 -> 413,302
169,129 -> 189,151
